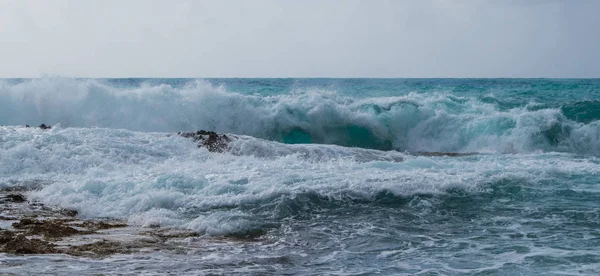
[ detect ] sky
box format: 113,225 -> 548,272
0,0 -> 599,78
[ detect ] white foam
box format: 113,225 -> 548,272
1,126 -> 599,234
1,78 -> 599,155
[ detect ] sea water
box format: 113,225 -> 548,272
1,78 -> 599,275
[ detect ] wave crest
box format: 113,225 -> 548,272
1,78 -> 599,155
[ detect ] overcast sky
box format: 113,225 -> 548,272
0,0 -> 598,78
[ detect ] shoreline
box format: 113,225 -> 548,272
0,188 -> 204,258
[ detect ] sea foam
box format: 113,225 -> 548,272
1,78 -> 599,155
1,126 -> 598,234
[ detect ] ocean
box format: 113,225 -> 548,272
1,78 -> 599,275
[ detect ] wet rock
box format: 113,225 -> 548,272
0,188 -> 259,258
72,221 -> 127,230
179,130 -> 231,152
39,124 -> 51,130
224,228 -> 268,242
60,209 -> 78,217
66,240 -> 133,257
12,218 -> 89,239
415,152 -> 477,157
0,230 -> 14,244
0,231 -> 57,254
0,190 -> 143,257
143,229 -> 199,242
3,194 -> 26,203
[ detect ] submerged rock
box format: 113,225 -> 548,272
178,130 -> 232,152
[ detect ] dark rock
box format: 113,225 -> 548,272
0,231 -> 57,254
0,193 -> 140,257
12,218 -> 35,227
72,221 -> 127,230
66,239 -> 132,257
60,209 -> 78,217
12,218 -> 89,239
0,230 -> 14,244
224,228 -> 267,241
143,229 -> 199,242
179,130 -> 232,152
25,125 -> 30,128
4,194 -> 26,203
415,152 -> 477,157
39,124 -> 51,129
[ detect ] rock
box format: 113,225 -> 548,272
178,130 -> 231,152
0,231 -> 57,254
4,194 -> 26,203
66,240 -> 132,257
415,152 -> 477,157
60,209 -> 78,217
143,229 -> 199,242
0,191 -> 143,257
12,218 -> 90,239
0,230 -> 15,244
72,221 -> 127,230
39,124 -> 51,129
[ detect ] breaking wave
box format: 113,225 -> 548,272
1,78 -> 599,155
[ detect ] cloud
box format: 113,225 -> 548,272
0,0 -> 598,77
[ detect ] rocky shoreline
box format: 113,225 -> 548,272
0,188 -> 202,258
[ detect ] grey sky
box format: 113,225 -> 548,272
0,0 -> 598,78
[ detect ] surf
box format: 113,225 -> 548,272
1,78 -> 599,156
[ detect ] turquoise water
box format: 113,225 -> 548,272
1,78 -> 599,274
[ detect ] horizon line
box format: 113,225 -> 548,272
1,76 -> 599,80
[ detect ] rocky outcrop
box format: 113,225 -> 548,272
24,124 -> 52,129
178,130 -> 232,152
414,152 -> 477,157
0,231 -> 58,254
12,218 -> 90,239
0,191 -> 128,256
0,190 -> 205,257
4,194 -> 26,203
